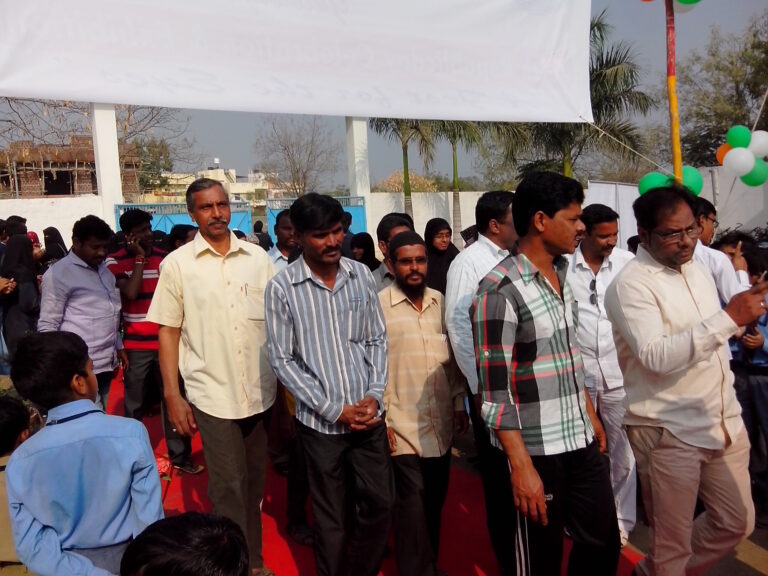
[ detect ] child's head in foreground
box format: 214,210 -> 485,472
11,331 -> 96,411
0,395 -> 31,457
120,512 -> 249,576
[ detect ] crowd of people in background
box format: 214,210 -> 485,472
0,171 -> 766,576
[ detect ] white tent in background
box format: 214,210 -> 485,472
0,0 -> 593,227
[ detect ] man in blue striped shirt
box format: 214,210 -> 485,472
265,193 -> 393,576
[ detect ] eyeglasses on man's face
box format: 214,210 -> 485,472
652,224 -> 701,244
706,215 -> 719,229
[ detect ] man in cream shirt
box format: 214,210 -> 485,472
147,178 -> 277,576
605,185 -> 767,576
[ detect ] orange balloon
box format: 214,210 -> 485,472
716,143 -> 732,164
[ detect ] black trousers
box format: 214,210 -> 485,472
519,441 -> 621,576
286,422 -> 311,529
297,420 -> 395,576
191,405 -> 270,570
467,391 -> 517,575
95,371 -> 114,412
392,452 -> 451,576
124,350 -> 191,465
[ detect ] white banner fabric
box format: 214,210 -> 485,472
0,0 -> 592,122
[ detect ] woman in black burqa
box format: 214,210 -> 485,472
424,217 -> 459,294
1,235 -> 40,355
350,232 -> 381,272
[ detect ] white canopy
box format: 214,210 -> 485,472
0,0 -> 593,122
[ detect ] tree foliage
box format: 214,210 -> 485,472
136,137 -> 173,193
0,98 -> 202,170
368,118 -> 434,215
674,10 -> 768,166
253,115 -> 342,196
372,171 -> 437,193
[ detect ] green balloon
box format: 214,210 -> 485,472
681,165 -> 704,195
741,158 -> 768,187
638,172 -> 670,195
727,125 -> 752,148
677,0 -> 701,4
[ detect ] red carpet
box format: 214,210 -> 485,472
107,372 -> 640,575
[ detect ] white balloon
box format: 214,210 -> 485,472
748,130 -> 768,159
674,1 -> 696,14
723,147 -> 756,177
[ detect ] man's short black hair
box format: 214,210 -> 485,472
741,245 -> 768,278
11,331 -> 90,410
692,196 -> 716,220
0,395 -> 29,456
475,190 -> 515,234
713,230 -> 756,250
376,213 -> 414,244
342,212 -> 353,229
6,215 -> 26,225
512,172 -> 584,237
388,231 -> 426,262
120,512 -> 249,576
169,224 -> 196,249
627,235 -> 640,254
632,185 -> 695,232
72,215 -> 113,243
253,220 -> 264,233
186,178 -> 224,211
0,219 -> 7,237
119,209 -> 152,234
581,204 -> 619,234
274,209 -> 291,230
290,193 -> 345,234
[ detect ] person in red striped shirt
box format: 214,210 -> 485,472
107,209 -> 203,475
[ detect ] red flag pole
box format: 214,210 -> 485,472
666,0 -> 683,182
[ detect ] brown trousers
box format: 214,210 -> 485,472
628,425 -> 754,576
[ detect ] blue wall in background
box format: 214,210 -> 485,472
264,197 -> 366,242
114,203 -> 252,234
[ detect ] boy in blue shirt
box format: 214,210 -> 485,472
0,394 -> 32,566
6,331 -> 164,575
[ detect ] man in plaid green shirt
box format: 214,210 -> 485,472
472,172 -> 620,576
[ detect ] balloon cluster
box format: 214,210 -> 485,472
716,126 -> 768,187
638,166 -> 703,196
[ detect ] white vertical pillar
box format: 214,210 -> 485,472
345,117 -> 373,233
90,103 -> 124,229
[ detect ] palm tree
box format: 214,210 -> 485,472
368,118 -> 434,216
428,121 -> 482,242
505,10 -> 654,178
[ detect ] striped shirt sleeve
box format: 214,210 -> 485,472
361,269 -> 388,406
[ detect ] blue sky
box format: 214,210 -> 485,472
183,0 -> 767,187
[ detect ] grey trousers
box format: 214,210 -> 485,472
191,404 -> 270,570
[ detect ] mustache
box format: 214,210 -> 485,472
209,218 -> 228,225
322,246 -> 341,255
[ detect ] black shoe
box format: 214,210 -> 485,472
173,460 -> 205,475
